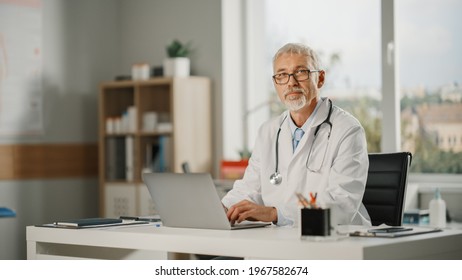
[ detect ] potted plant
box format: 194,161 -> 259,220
163,39 -> 191,77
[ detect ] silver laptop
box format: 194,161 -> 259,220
142,172 -> 271,230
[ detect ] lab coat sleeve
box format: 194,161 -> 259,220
323,125 -> 369,225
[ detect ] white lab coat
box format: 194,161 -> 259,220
222,98 -> 371,227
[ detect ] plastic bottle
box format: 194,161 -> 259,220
429,188 -> 446,228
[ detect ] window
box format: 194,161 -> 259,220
260,0 -> 462,174
264,0 -> 382,153
397,0 -> 462,173
224,0 -> 461,175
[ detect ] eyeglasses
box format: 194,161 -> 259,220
272,69 -> 320,85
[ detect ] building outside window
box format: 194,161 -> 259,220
397,0 -> 462,173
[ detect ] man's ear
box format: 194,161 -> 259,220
317,70 -> 325,88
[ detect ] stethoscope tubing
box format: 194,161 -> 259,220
270,99 -> 333,185
273,115 -> 287,175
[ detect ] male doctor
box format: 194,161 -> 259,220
222,43 -> 371,227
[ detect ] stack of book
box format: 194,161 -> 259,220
105,136 -> 134,181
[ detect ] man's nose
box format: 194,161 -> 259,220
287,74 -> 299,85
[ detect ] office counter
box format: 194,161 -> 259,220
26,224 -> 462,260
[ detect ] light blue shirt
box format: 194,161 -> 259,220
288,98 -> 324,152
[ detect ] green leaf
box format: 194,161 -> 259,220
166,39 -> 190,58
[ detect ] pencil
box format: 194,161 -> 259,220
295,192 -> 310,208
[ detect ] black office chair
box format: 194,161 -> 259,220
362,152 -> 412,226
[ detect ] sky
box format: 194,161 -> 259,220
266,0 -> 462,91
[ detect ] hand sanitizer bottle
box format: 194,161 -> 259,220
429,188 -> 446,228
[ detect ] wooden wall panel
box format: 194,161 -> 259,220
0,144 -> 98,179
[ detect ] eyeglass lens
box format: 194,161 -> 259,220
273,70 -> 314,85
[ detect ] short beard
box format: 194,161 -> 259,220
283,88 -> 307,112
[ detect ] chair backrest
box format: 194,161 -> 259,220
363,152 -> 412,226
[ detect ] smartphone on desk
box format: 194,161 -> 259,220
367,226 -> 413,233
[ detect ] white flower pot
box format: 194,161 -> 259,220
163,57 -> 190,77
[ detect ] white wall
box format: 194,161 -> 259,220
41,0 -> 119,142
0,0 -> 119,259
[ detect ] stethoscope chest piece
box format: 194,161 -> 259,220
269,172 -> 282,185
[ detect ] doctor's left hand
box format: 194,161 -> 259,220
226,200 -> 277,225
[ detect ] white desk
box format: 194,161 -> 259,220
26,224 -> 462,260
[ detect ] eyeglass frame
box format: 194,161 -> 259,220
272,69 -> 321,85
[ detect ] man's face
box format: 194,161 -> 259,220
273,53 -> 324,112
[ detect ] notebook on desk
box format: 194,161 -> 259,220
349,226 -> 442,238
142,172 -> 270,230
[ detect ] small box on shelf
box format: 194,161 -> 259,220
142,111 -> 158,132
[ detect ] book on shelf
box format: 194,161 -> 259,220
106,137 -> 126,180
145,136 -> 172,172
125,136 -> 134,181
145,140 -> 159,171
127,106 -> 137,132
157,135 -> 172,172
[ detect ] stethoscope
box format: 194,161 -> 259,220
269,99 -> 333,185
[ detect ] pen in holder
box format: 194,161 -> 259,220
300,208 -> 331,236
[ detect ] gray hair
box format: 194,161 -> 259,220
272,43 -> 322,70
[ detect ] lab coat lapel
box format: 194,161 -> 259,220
278,117 -> 293,170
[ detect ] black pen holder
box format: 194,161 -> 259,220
301,208 -> 330,236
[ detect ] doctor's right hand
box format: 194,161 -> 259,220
226,200 -> 277,225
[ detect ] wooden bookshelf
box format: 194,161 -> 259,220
99,77 -> 212,217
